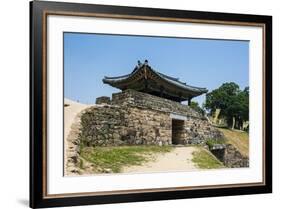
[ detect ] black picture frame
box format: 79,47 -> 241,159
30,1 -> 272,208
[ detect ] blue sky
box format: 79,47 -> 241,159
64,32 -> 249,106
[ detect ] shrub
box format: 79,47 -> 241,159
206,138 -> 226,149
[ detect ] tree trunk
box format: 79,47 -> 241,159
213,108 -> 221,124
232,117 -> 235,130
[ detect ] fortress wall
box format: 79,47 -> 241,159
79,105 -> 172,146
111,89 -> 203,119
184,117 -> 224,144
79,90 -> 223,147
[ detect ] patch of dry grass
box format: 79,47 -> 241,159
192,148 -> 224,169
80,145 -> 173,173
218,128 -> 249,157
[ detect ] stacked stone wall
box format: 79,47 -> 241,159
184,118 -> 223,144
210,144 -> 249,168
95,96 -> 110,104
79,105 -> 172,146
79,90 -> 223,146
111,89 -> 203,118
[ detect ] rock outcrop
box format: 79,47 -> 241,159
209,144 -> 249,168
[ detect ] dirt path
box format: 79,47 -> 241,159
64,98 -> 90,175
123,146 -> 200,173
64,98 -> 89,142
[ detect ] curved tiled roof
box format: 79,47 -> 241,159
103,61 -> 208,101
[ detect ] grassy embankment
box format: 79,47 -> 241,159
80,145 -> 173,173
218,128 -> 249,157
192,147 -> 224,169
192,128 -> 249,169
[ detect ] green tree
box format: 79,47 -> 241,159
205,82 -> 249,129
190,101 -> 205,115
236,87 -> 249,129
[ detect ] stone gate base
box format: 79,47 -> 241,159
79,90 -> 223,146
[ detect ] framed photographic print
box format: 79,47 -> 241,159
30,0 -> 272,208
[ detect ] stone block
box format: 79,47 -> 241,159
96,96 -> 111,104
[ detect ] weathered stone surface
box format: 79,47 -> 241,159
210,144 -> 249,168
80,104 -> 172,146
223,144 -> 249,167
111,89 -> 203,118
96,96 -> 111,104
79,90 -> 224,147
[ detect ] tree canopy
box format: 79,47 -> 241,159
190,101 -> 205,115
205,82 -> 249,128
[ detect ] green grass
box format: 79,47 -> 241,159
80,145 -> 173,173
78,158 -> 84,169
206,138 -> 226,149
192,148 -> 224,169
